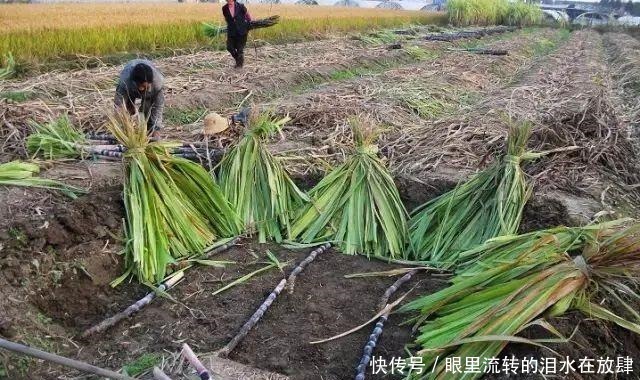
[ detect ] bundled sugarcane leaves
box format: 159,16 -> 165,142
0,160 -> 86,198
407,122 -> 544,268
401,219 -> 640,380
202,22 -> 225,38
289,121 -> 408,258
108,113 -> 242,285
27,115 -> 87,159
202,16 -> 280,38
217,112 -> 307,243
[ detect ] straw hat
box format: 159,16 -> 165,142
203,112 -> 229,135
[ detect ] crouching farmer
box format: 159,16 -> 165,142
114,59 -> 165,134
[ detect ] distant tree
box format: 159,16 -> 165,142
625,0 -> 633,13
614,0 -> 623,9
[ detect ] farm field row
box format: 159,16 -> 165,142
0,4 -> 446,66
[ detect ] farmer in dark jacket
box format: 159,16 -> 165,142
114,59 -> 165,134
222,0 -> 252,68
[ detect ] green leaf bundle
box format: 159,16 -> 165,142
202,16 -> 280,38
202,22 -> 224,38
407,123 -> 542,268
402,220 -> 640,380
0,160 -> 85,198
27,116 -> 87,159
108,113 -> 241,285
218,113 -> 307,243
289,123 -> 408,258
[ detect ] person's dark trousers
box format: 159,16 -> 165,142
226,34 -> 248,67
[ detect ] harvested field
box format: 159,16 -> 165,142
2,23 -> 640,380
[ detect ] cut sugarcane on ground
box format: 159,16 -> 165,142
402,220 -> 640,379
3,26 -> 640,380
1,173 -> 639,379
218,113 -> 308,243
407,122 -> 539,267
202,15 -> 281,38
26,115 -> 88,160
106,112 -> 241,284
289,120 -> 408,258
0,160 -> 85,199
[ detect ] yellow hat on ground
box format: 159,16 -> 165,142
203,112 -> 229,135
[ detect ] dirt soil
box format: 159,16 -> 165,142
0,174 -> 614,380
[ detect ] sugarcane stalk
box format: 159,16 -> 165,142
0,338 -> 135,380
203,16 -> 280,37
87,150 -> 222,160
354,269 -> 420,379
218,278 -> 287,358
86,132 -> 118,141
204,236 -> 241,258
86,133 -> 210,148
377,269 -> 419,310
424,26 -> 514,41
153,367 -> 174,380
82,144 -> 220,155
89,150 -> 124,158
447,48 -> 508,55
182,344 -> 212,380
82,144 -> 125,151
217,243 -> 331,357
354,315 -> 388,380
81,272 -> 184,338
311,293 -> 410,345
286,243 -> 332,293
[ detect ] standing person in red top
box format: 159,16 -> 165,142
222,0 -> 252,68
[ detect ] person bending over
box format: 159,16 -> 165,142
114,59 -> 165,134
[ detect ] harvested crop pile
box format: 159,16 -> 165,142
402,219 -> 640,379
26,115 -> 88,159
107,113 -> 241,284
218,113 -> 308,243
407,123 -> 538,267
290,120 -> 408,258
0,160 -> 85,198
